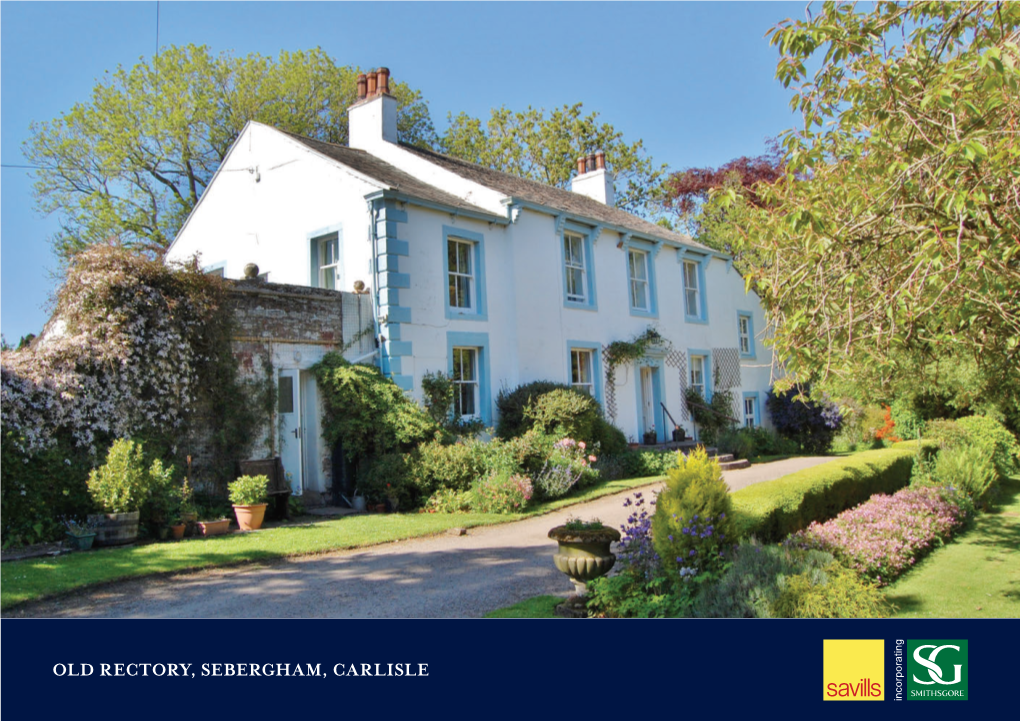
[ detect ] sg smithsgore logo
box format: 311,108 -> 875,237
906,640 -> 968,700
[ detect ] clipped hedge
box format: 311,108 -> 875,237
730,444 -> 924,541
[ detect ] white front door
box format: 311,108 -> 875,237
640,367 -> 655,436
278,369 -> 303,495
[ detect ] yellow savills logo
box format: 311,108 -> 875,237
823,639 -> 885,701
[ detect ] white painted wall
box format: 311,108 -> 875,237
395,204 -> 776,442
166,122 -> 379,292
170,121 -> 777,453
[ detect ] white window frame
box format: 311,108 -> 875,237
690,355 -> 706,397
448,238 -> 474,310
683,260 -> 701,318
319,235 -> 340,290
628,249 -> 650,311
452,347 -> 479,419
744,396 -> 758,428
739,315 -> 751,356
570,348 -> 595,396
564,232 -> 587,304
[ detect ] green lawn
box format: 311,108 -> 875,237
1,474 -> 667,611
483,595 -> 561,618
885,476 -> 1020,618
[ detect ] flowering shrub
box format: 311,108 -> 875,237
587,491 -> 689,618
788,485 -> 970,584
652,446 -> 735,583
471,472 -> 533,514
531,437 -> 599,499
421,488 -> 473,514
766,386 -> 844,454
1,246 -> 226,458
874,405 -> 902,443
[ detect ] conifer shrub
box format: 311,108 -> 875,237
934,445 -> 998,504
955,416 -> 1020,479
771,564 -> 891,618
692,541 -> 835,618
651,447 -> 735,583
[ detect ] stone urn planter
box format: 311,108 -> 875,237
548,524 -> 621,595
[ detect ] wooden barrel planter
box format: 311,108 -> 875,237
88,511 -> 140,547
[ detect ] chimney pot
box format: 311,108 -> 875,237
577,157 -> 587,175
377,67 -> 390,94
366,71 -> 378,97
587,154 -> 596,173
595,151 -> 606,170
356,74 -> 367,100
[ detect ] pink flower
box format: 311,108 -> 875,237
579,441 -> 587,450
589,455 -> 597,462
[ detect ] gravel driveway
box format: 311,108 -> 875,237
6,456 -> 833,619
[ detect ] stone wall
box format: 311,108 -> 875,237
186,279 -> 373,500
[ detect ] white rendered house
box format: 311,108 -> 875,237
166,68 -> 775,496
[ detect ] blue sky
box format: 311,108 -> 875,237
1,1 -> 806,342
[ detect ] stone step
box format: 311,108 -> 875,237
719,459 -> 751,471
714,453 -> 735,464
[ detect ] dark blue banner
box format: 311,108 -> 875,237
2,619 -> 1015,718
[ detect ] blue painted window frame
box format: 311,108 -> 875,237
682,255 -> 709,324
447,331 -> 492,425
623,238 -> 658,319
308,223 -> 344,289
566,340 -> 603,406
561,223 -> 598,311
687,349 -> 713,401
443,225 -> 488,321
742,391 -> 761,428
737,311 -> 756,359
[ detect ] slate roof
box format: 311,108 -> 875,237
399,143 -> 710,251
283,128 -> 709,251
281,131 -> 496,218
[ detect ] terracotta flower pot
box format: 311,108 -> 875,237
170,523 -> 186,540
197,519 -> 231,537
233,503 -> 268,531
548,525 -> 621,595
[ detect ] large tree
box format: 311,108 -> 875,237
441,103 -> 667,216
24,45 -> 438,260
724,1 -> 1020,422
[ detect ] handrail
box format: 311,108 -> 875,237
686,397 -> 739,425
659,402 -> 680,429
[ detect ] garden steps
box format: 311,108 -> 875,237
635,443 -> 753,470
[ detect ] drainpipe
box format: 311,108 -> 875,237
366,198 -> 386,375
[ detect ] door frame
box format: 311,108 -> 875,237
634,356 -> 665,443
277,367 -> 303,495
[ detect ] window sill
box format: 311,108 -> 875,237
684,314 -> 709,325
445,308 -> 488,322
629,307 -> 658,319
564,300 -> 599,312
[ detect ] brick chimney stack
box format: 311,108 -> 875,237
349,67 -> 397,149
